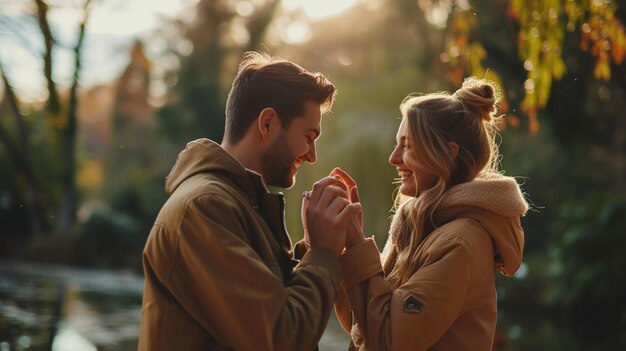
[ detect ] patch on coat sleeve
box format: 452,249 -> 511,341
403,296 -> 423,313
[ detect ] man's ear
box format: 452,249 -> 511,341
257,107 -> 280,140
448,141 -> 459,162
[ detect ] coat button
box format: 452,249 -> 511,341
404,296 -> 422,312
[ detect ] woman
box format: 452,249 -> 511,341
309,77 -> 528,350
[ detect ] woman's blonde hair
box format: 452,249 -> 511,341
387,77 -> 502,288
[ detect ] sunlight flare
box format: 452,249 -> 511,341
282,0 -> 359,20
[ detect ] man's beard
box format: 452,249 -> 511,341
261,132 -> 297,188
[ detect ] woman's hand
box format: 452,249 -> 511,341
329,167 -> 356,201
345,185 -> 366,249
329,168 -> 365,249
301,191 -> 311,249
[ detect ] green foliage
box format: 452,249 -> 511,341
546,197 -> 626,347
0,141 -> 26,237
548,197 -> 626,309
65,165 -> 168,272
74,205 -> 144,271
445,0 -> 626,134
110,174 -> 168,235
158,80 -> 225,145
0,109 -> 65,234
156,0 -> 281,146
510,0 -> 569,110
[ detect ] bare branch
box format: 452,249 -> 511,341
34,0 -> 61,114
0,16 -> 41,57
58,0 -> 92,233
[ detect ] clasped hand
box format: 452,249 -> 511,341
302,168 -> 366,256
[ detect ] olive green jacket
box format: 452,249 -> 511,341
138,139 -> 340,350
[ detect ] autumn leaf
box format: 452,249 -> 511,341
594,59 -> 611,80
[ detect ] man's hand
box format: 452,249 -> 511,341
304,177 -> 361,256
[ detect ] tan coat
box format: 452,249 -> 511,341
138,139 -> 341,351
336,176 -> 528,350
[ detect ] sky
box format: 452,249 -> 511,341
0,0 -> 360,102
87,0 -> 360,35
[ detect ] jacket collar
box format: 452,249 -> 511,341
164,138 -> 293,252
165,138 -> 263,205
388,174 -> 528,277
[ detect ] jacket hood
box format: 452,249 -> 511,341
434,174 -> 528,276
164,138 -> 256,196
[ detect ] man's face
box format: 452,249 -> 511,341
261,101 -> 322,188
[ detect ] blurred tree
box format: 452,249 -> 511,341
108,40 -> 155,183
58,0 -> 92,233
441,0 -> 626,133
0,0 -> 94,235
0,65 -> 47,235
101,39 -> 167,255
428,0 -> 626,347
546,198 -> 626,348
34,0 -> 61,116
158,0 -> 280,146
407,0 -> 626,250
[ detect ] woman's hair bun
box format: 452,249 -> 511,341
453,77 -> 501,122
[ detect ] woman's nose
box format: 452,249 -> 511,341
389,146 -> 401,166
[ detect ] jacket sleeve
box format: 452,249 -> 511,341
340,237 -> 470,351
144,192 -> 341,351
334,281 -> 353,333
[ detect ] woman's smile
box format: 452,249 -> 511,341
397,168 -> 413,181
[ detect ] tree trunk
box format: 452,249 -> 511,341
57,1 -> 90,233
34,0 -> 61,115
0,66 -> 48,235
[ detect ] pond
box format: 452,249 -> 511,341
4,260 -> 605,351
0,260 -> 350,351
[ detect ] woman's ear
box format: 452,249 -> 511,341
257,107 -> 279,140
448,141 -> 459,162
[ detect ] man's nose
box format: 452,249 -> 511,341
305,143 -> 317,164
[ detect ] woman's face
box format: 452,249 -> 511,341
389,118 -> 436,197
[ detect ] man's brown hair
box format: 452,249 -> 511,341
224,52 -> 336,144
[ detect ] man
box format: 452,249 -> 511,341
138,52 -> 359,350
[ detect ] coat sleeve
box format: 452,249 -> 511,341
144,192 -> 341,351
340,236 -> 471,351
334,281 -> 353,333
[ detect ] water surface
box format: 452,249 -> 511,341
0,261 -> 350,351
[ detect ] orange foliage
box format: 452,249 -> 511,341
443,0 -> 626,135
